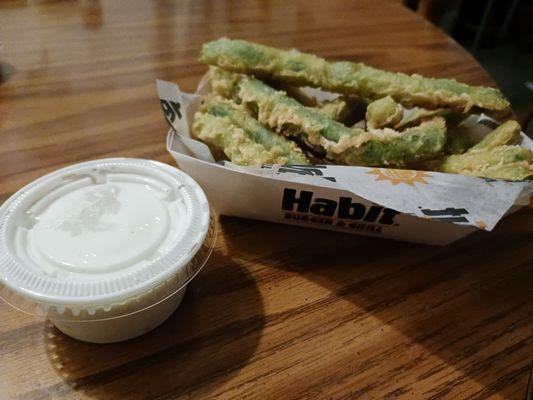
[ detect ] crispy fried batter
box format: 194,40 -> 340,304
366,96 -> 403,129
201,38 -> 510,112
237,77 -> 447,167
468,120 -> 521,152
438,145 -> 533,180
194,96 -> 308,165
210,66 -> 241,98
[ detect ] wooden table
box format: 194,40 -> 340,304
1,1 -> 532,399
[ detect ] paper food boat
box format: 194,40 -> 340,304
157,75 -> 532,245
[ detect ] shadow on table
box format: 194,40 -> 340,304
222,211 -> 533,398
44,251 -> 265,399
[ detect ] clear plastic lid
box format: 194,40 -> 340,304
0,158 -> 215,321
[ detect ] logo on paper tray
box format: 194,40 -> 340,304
281,188 -> 400,234
160,99 -> 182,127
419,207 -> 469,223
367,168 -> 429,186
262,164 -> 336,182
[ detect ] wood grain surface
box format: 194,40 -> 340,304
1,1 -> 532,399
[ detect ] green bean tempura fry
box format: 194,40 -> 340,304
194,96 -> 308,165
438,145 -> 533,180
366,96 -> 403,129
467,120 -> 520,152
202,95 -> 308,162
237,76 -> 446,167
201,38 -> 510,112
210,66 -> 241,98
197,39 -> 532,181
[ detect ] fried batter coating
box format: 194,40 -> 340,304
193,113 -> 304,165
438,145 -> 533,180
201,38 -> 509,112
468,120 -> 521,152
266,80 -> 318,107
194,96 -> 308,165
211,66 -> 350,121
445,119 -> 521,156
210,66 -> 241,98
366,96 -> 403,129
237,77 -> 446,167
394,107 -> 455,130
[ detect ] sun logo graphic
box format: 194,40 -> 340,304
367,168 -> 430,186
475,220 -> 487,230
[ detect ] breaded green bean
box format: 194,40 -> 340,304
211,66 -> 354,122
237,77 -> 446,167
315,98 -> 350,122
394,107 -> 452,129
445,119 -> 521,155
212,66 -> 319,107
268,80 -> 361,123
201,95 -> 308,164
468,120 -> 521,152
267,80 -> 317,107
193,112 -> 307,166
210,66 -> 241,98
193,113 -> 272,165
201,38 -> 509,112
366,96 -> 403,129
479,162 -> 533,181
238,77 -> 351,147
329,118 -> 447,167
439,145 -> 533,180
261,80 -> 355,122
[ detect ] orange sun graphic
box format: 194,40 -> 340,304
367,168 -> 430,186
475,220 -> 487,230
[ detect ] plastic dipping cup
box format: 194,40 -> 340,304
0,158 -> 215,343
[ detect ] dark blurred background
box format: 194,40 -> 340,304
405,0 -> 533,133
